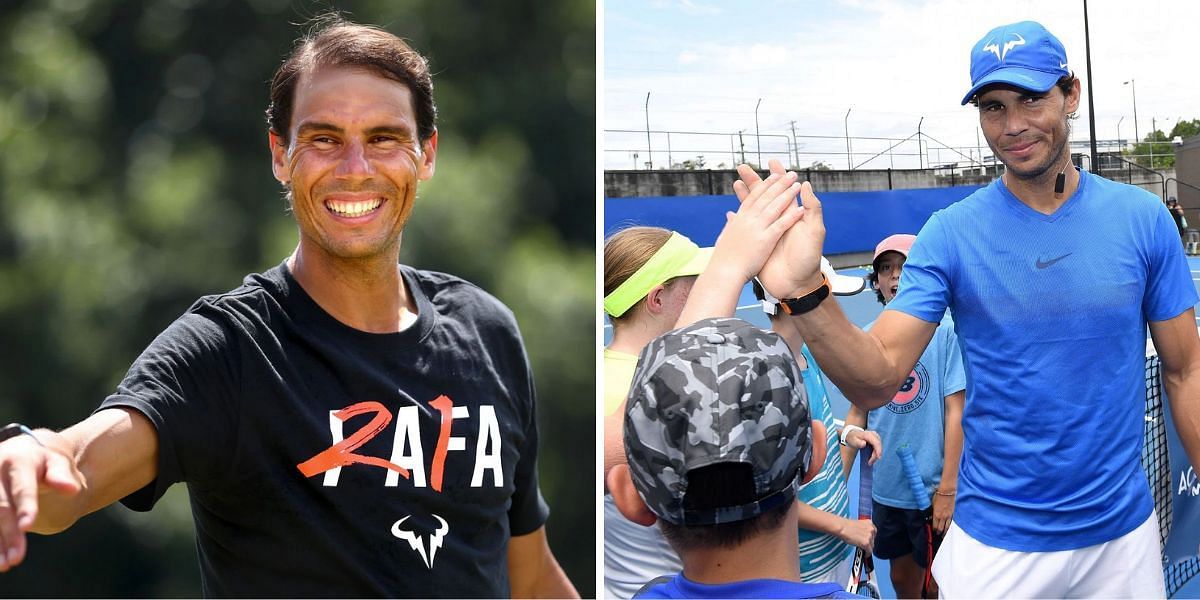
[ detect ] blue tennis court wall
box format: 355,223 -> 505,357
604,185 -> 984,255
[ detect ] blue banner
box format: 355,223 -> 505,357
604,185 -> 984,255
1164,387 -> 1200,565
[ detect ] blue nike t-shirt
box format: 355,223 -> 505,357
635,574 -> 865,598
887,168 -> 1197,551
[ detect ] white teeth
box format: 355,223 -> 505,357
327,198 -> 382,217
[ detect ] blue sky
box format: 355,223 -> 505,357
603,0 -> 1198,170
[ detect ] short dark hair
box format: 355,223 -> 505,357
867,269 -> 886,305
969,73 -> 1077,107
656,463 -> 794,552
266,14 -> 437,144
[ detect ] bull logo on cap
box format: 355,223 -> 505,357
982,33 -> 1025,62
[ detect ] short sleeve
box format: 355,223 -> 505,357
97,310 -> 240,511
507,355 -> 551,536
887,213 -> 954,325
1144,201 -> 1199,322
938,322 -> 967,396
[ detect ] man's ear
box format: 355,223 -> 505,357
1064,77 -> 1082,114
606,464 -> 657,527
418,128 -> 438,181
268,130 -> 289,185
798,419 -> 828,485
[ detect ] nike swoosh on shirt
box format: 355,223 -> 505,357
1035,253 -> 1072,269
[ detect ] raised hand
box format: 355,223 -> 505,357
675,167 -> 804,327
707,168 -> 804,283
733,159 -> 825,299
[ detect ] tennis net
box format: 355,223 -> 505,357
1144,351 -> 1199,597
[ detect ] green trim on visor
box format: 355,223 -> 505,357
604,233 -> 711,317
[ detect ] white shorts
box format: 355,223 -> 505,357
931,512 -> 1166,599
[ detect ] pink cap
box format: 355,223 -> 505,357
873,234 -> 917,263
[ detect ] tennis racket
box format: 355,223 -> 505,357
847,451 -> 881,598
898,444 -> 934,599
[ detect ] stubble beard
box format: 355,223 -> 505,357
998,119 -> 1072,188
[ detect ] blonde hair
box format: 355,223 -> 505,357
603,226 -> 672,324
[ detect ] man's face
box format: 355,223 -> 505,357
270,66 -> 437,261
976,80 -> 1079,181
874,252 -> 905,304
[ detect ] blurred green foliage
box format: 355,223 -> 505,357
0,0 -> 595,596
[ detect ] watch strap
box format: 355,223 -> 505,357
778,274 -> 832,316
0,423 -> 43,446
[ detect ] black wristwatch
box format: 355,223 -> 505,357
777,274 -> 832,316
0,423 -> 43,446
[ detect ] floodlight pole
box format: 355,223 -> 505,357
845,107 -> 853,170
1124,79 -> 1139,148
917,116 -> 925,170
754,98 -> 763,167
644,91 -> 653,170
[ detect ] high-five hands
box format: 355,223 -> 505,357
707,167 -> 805,284
674,165 -> 805,327
733,159 -> 826,299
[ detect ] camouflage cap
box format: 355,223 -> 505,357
624,317 -> 812,526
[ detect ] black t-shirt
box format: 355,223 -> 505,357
99,262 -> 549,597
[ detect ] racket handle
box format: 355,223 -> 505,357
857,450 -> 874,519
897,445 -> 932,510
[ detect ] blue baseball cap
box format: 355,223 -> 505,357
961,21 -> 1069,105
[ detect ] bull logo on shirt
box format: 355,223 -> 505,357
391,514 -> 449,569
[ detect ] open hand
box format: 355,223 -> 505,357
707,167 -> 804,284
733,159 -> 825,298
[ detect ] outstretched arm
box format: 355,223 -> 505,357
507,525 -> 578,599
0,407 -> 158,571
1150,308 -> 1200,469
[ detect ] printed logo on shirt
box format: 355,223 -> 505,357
391,513 -> 449,569
1035,253 -> 1072,269
887,361 -> 929,415
295,395 -> 504,490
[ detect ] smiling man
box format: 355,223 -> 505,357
737,20 -> 1200,598
0,16 -> 576,598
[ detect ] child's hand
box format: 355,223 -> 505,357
733,159 -> 826,299
706,166 -> 804,283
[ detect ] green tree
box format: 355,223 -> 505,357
0,0 -> 595,596
1126,118 -> 1198,169
672,155 -> 706,170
